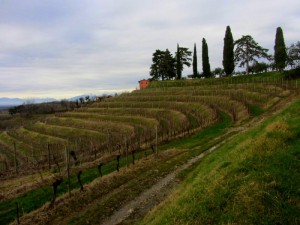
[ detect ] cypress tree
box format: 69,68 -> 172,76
192,43 -> 198,78
176,44 -> 181,79
223,26 -> 234,76
274,27 -> 287,71
175,44 -> 192,79
202,38 -> 211,78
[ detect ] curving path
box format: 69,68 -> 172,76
100,132 -> 238,225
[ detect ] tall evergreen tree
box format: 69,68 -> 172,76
161,49 -> 176,80
223,26 -> 235,76
192,43 -> 198,78
175,45 -> 192,79
202,38 -> 211,78
150,49 -> 165,80
176,44 -> 181,79
150,49 -> 176,80
274,27 -> 287,71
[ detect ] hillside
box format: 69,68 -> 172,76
140,97 -> 300,225
1,72 -> 293,176
0,71 -> 299,225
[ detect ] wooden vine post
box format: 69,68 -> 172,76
31,145 -> 35,162
125,137 -> 128,167
107,130 -> 111,154
13,142 -> 18,174
65,146 -> 71,197
155,125 -> 158,155
116,154 -> 121,172
16,202 -> 20,225
132,150 -> 136,165
50,178 -> 63,208
47,143 -> 51,170
98,163 -> 103,177
77,171 -> 84,191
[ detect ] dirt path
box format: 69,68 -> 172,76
100,135 -> 236,225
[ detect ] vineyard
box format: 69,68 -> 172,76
0,72 -> 299,225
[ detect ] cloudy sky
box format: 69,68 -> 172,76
0,0 -> 299,99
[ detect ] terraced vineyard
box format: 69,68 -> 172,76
0,78 -> 290,174
1,76 -> 298,173
0,73 -> 298,225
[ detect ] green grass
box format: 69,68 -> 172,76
248,104 -> 266,116
139,99 -> 300,225
160,112 -> 231,150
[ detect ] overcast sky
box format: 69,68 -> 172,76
0,0 -> 299,99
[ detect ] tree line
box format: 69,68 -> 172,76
149,26 -> 300,80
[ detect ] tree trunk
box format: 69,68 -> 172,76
50,178 -> 63,207
246,61 -> 249,75
98,163 -> 103,177
77,170 -> 84,191
116,154 -> 121,172
131,150 -> 136,165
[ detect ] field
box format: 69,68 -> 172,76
0,71 -> 299,225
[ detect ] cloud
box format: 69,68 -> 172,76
0,0 -> 300,98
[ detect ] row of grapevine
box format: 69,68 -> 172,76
0,78 -> 294,177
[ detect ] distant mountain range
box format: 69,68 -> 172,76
0,97 -> 57,108
0,92 -> 119,108
68,94 -> 97,102
0,94 -> 106,108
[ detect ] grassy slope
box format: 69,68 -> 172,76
140,99 -> 300,225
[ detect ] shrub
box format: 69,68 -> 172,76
284,67 -> 300,80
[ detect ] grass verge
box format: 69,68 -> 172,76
248,104 -> 265,117
139,99 -> 300,225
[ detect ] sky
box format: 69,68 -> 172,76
0,0 -> 299,99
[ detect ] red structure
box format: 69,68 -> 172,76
138,79 -> 150,90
